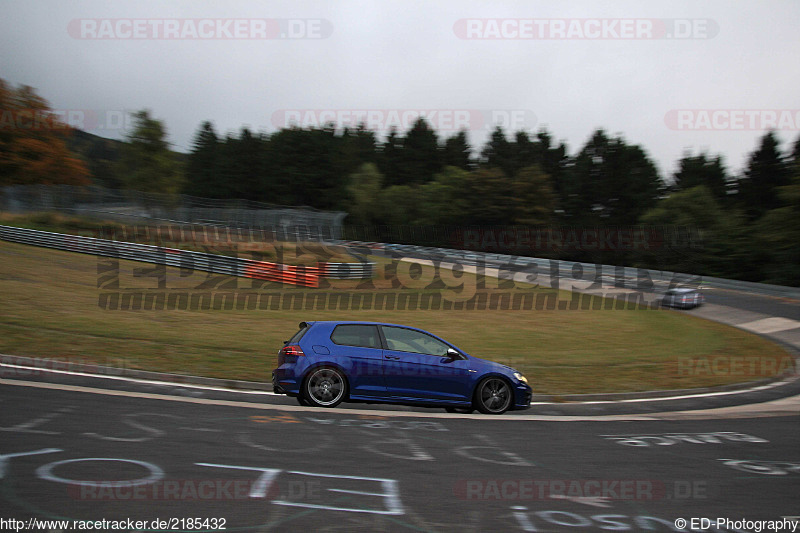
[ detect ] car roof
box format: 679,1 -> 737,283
301,320 -> 415,328
295,320 -> 462,352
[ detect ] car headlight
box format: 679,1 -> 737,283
513,372 -> 528,384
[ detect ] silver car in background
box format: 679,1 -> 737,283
661,288 -> 704,309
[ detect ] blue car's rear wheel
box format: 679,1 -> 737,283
303,367 -> 347,408
474,377 -> 512,414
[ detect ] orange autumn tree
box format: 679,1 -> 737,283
0,78 -> 90,186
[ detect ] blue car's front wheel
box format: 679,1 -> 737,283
303,367 -> 347,408
474,377 -> 512,414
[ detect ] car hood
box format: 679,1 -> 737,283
468,355 -> 518,375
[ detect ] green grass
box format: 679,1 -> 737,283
0,239 -> 791,394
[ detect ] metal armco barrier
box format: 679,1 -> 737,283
317,261 -> 374,280
336,240 -> 800,300
244,261 -> 320,288
0,224 -> 242,274
4,224 -> 798,299
0,225 -> 381,287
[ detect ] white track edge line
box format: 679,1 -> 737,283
1,361 -> 795,405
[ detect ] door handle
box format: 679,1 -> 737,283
384,355 -> 400,360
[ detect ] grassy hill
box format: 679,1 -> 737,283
0,239 -> 791,395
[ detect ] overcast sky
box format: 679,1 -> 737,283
2,0 -> 799,179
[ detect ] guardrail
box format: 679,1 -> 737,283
318,261 -> 374,280
0,226 -> 375,286
335,240 -> 800,299
6,224 -> 794,298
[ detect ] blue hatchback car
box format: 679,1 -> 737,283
272,321 -> 532,414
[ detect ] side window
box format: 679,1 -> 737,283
287,323 -> 310,343
381,326 -> 450,356
331,325 -> 381,349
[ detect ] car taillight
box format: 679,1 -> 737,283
281,345 -> 305,357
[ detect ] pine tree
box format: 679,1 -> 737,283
378,127 -> 403,187
442,130 -> 473,170
118,110 -> 183,194
673,152 -> 729,201
480,125 -> 515,177
396,117 -> 441,185
738,131 -> 790,220
565,130 -> 663,225
185,121 -> 220,197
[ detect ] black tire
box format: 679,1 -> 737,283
295,394 -> 311,407
474,377 -> 512,415
302,367 -> 348,408
445,407 -> 475,414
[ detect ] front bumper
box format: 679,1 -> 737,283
514,384 -> 533,410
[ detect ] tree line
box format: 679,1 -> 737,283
182,116 -> 798,286
1,78 -> 798,286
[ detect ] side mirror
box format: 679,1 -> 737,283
446,348 -> 462,360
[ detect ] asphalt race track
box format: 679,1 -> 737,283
2,370 -> 799,532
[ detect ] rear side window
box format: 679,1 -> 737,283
287,323 -> 311,344
331,325 -> 381,349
